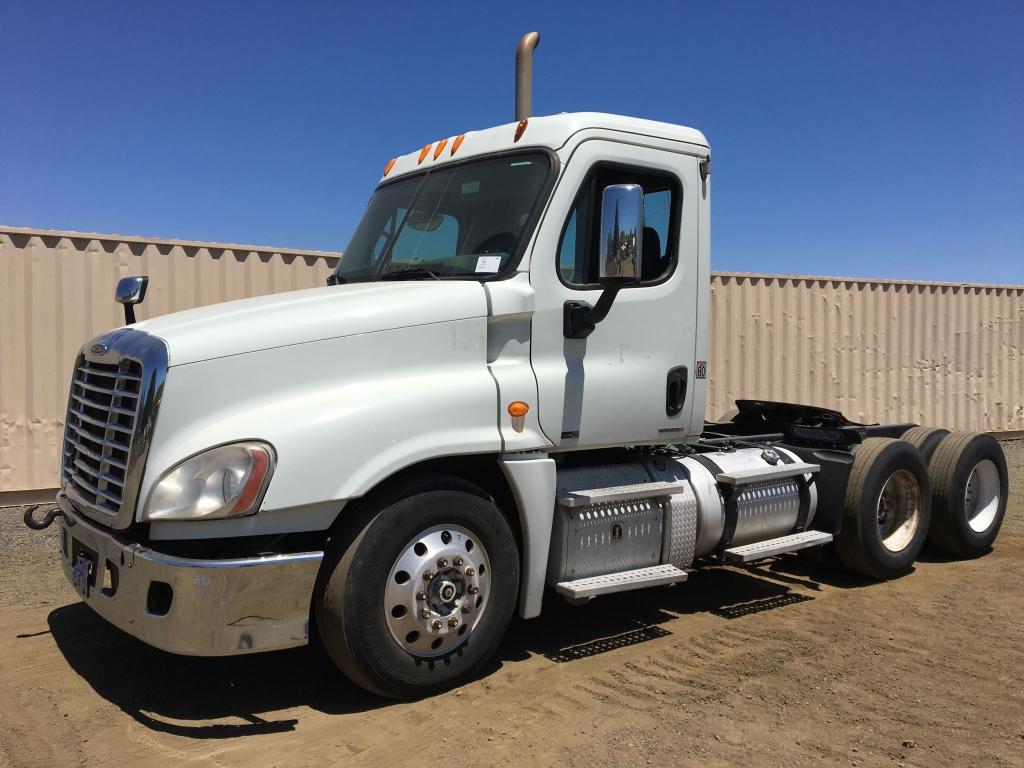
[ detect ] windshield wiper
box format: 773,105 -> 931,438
326,274 -> 346,285
380,267 -> 442,281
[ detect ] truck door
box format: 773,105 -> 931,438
529,139 -> 702,448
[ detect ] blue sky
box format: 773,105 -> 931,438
2,1 -> 1021,283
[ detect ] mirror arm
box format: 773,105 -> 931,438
123,304 -> 137,325
563,287 -> 621,339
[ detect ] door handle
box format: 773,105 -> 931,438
666,366 -> 688,417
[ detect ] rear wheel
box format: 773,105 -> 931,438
316,476 -> 519,699
836,438 -> 931,579
926,432 -> 1008,558
900,425 -> 950,464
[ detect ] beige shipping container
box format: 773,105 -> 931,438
0,227 -> 339,501
708,272 -> 1024,433
1,226 -> 1022,500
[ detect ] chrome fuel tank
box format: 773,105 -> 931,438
650,447 -> 818,557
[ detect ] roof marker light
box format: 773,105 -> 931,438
383,157 -> 397,176
451,134 -> 465,156
513,119 -> 528,143
433,138 -> 448,159
418,144 -> 432,164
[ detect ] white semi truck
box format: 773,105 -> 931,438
26,33 -> 1009,699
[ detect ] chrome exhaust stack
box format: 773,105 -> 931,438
515,31 -> 540,121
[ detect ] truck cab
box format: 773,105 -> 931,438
31,40 -> 1009,700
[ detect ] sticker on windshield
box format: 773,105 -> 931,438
475,256 -> 502,273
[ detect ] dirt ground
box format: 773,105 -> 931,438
1,443 -> 1022,768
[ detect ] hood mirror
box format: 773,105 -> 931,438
115,275 -> 149,324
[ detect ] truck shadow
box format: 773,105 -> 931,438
46,554 -> 870,738
46,602 -> 383,737
501,556 -> 870,664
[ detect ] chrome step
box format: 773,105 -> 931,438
715,462 -> 819,487
722,530 -> 834,563
557,481 -> 690,508
555,564 -> 688,599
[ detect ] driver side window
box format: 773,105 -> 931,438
557,164 -> 680,287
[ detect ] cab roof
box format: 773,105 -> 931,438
381,112 -> 709,181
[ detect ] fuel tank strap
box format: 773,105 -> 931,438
775,450 -> 813,532
690,454 -> 741,550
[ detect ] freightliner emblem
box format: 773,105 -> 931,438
90,343 -> 109,355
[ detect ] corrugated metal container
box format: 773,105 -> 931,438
1,227 -> 1021,498
0,227 -> 339,499
708,273 -> 1024,433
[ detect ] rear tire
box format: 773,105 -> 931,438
926,432 -> 1008,558
316,475 -> 519,699
836,438 -> 931,580
900,426 -> 950,464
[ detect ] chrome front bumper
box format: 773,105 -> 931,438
56,494 -> 324,656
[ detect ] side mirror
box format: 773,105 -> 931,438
563,184 -> 646,339
598,184 -> 644,287
115,275 -> 149,324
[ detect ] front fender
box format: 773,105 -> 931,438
140,318 -> 499,537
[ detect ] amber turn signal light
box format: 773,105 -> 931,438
507,401 -> 529,417
508,401 -> 529,434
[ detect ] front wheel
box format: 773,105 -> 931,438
316,477 -> 519,699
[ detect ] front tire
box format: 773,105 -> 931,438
836,438 -> 931,579
316,477 -> 520,699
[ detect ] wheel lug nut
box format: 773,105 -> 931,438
461,604 -> 471,614
416,591 -> 427,601
448,617 -> 459,628
420,608 -> 431,619
423,570 -> 434,581
465,567 -> 475,577
437,558 -> 448,568
468,585 -> 479,595
431,619 -> 442,631
453,556 -> 464,567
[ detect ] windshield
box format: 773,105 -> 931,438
333,152 -> 552,282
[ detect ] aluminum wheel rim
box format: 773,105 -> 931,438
875,469 -> 921,553
964,459 -> 1000,533
384,524 -> 490,659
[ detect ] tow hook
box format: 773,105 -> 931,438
23,504 -> 70,531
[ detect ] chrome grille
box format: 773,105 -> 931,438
62,358 -> 143,513
60,328 -> 167,529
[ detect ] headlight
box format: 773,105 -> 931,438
142,441 -> 275,522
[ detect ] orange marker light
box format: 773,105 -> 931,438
383,157 -> 397,176
418,144 -> 432,164
433,138 -> 448,159
513,119 -> 528,143
508,401 -> 529,434
451,134 -> 465,156
508,401 -> 529,417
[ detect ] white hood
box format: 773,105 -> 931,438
133,281 -> 489,366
